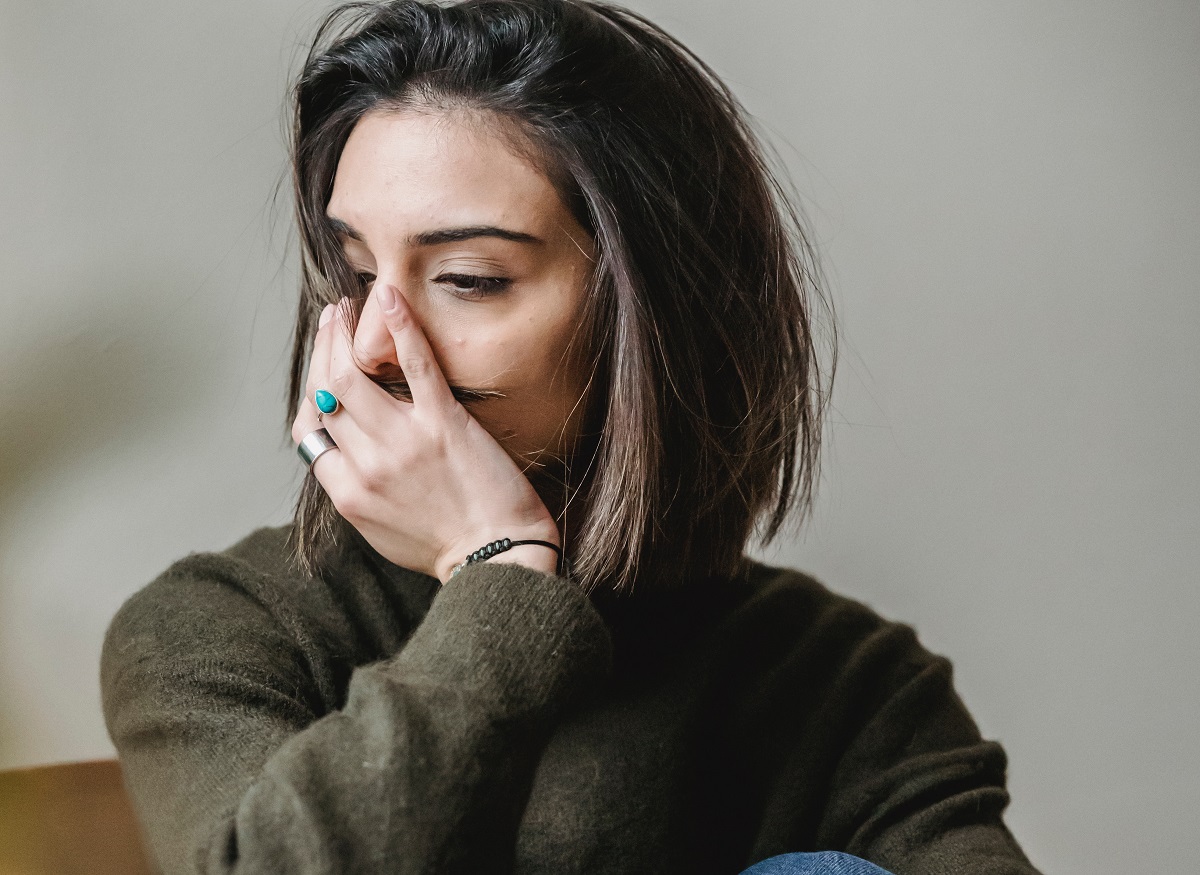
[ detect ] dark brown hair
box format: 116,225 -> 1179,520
287,0 -> 833,593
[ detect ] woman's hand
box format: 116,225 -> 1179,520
290,284 -> 561,583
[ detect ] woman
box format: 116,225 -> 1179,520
101,1 -> 1041,873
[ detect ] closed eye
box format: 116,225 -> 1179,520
434,272 -> 512,298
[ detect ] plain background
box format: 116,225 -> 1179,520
2,1 -> 1197,871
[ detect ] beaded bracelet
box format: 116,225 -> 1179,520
448,538 -> 564,579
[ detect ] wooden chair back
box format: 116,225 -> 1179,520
0,759 -> 155,875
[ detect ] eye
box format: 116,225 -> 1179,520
353,271 -> 376,292
433,272 -> 512,299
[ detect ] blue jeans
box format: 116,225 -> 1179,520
739,851 -> 894,875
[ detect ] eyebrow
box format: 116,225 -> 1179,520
326,216 -> 543,247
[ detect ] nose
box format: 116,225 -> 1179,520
350,282 -> 403,373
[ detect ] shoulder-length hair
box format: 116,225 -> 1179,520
287,0 -> 833,593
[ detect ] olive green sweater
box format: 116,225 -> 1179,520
100,526 -> 1039,875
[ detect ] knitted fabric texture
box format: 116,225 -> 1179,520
101,526 -> 1040,875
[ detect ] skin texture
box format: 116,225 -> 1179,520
290,107 -> 597,581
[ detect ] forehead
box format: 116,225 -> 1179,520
327,107 -> 566,233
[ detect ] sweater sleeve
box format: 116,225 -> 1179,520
730,568 -> 1040,875
100,553 -> 612,875
812,622 -> 1039,875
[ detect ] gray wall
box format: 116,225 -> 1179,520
2,1 -> 1197,871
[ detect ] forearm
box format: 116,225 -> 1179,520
105,560 -> 611,875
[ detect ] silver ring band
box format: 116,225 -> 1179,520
298,428 -> 338,468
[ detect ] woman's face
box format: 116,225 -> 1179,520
326,106 -> 596,475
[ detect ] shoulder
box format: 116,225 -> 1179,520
720,559 -> 955,718
718,561 -> 994,778
105,525 -> 431,636
103,526 -> 315,651
101,527 -> 322,691
100,526 -> 434,715
734,559 -> 923,653
724,565 -> 1026,870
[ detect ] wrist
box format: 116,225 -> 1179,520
488,543 -> 559,576
437,524 -> 562,584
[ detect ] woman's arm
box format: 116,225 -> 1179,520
101,546 -> 610,875
820,652 -> 1038,874
104,273 -> 594,873
725,567 -> 1041,875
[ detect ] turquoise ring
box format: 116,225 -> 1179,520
314,389 -> 340,416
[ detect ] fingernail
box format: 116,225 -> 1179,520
377,284 -> 396,311
318,304 -> 334,328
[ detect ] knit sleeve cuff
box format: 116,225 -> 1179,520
383,561 -> 613,714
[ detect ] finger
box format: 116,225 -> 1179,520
322,299 -> 397,438
303,303 -> 337,404
292,392 -> 357,449
291,394 -> 320,445
375,283 -> 455,410
291,395 -> 344,478
301,421 -> 349,485
292,393 -> 391,525
291,392 -> 353,460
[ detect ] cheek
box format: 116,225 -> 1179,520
428,328 -> 519,390
432,315 -> 570,387
458,328 -> 584,449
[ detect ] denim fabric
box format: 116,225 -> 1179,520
739,851 -> 895,875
